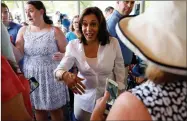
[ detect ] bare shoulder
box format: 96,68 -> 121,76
107,91 -> 152,120
53,26 -> 63,33
53,26 -> 65,39
18,26 -> 27,34
16,26 -> 27,40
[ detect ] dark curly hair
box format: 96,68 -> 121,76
79,7 -> 110,46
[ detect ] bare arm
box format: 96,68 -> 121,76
2,93 -> 32,121
54,26 -> 67,53
107,92 -> 152,120
14,26 -> 27,61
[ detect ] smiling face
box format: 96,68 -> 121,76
25,4 -> 43,25
82,14 -> 99,43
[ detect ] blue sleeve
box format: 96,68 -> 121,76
66,32 -> 77,42
18,24 -> 22,30
65,32 -> 70,42
107,15 -> 133,65
107,17 -> 118,38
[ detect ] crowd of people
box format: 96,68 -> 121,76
1,1 -> 186,121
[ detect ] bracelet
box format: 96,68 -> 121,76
56,70 -> 66,81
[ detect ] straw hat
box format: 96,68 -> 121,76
116,1 -> 187,76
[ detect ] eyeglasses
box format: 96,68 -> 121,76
29,77 -> 39,94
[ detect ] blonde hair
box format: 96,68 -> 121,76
145,63 -> 187,84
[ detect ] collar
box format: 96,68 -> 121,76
7,22 -> 17,30
113,10 -> 123,19
7,22 -> 13,30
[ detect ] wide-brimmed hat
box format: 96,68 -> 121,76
116,1 -> 187,76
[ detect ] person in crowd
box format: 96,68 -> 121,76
91,1 -> 187,120
15,12 -> 22,24
107,0 -> 135,86
1,3 -> 22,45
66,15 -> 80,42
1,23 -> 33,121
1,3 -> 25,71
54,7 -> 125,121
60,13 -> 71,32
2,56 -> 33,121
104,6 -> 114,19
14,1 -> 67,121
1,22 -> 17,63
53,11 -> 61,28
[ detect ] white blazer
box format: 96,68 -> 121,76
55,37 -> 125,113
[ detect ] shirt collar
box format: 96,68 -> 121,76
113,10 -> 123,19
7,22 -> 14,30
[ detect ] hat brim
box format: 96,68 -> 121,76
116,16 -> 187,76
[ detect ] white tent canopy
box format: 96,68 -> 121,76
3,1 -> 145,23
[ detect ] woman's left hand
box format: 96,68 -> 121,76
52,52 -> 64,61
91,91 -> 110,121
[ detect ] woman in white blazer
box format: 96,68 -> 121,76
54,7 -> 125,121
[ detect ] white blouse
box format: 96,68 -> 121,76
54,37 -> 126,113
86,57 -> 98,72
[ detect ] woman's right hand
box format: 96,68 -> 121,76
62,72 -> 86,95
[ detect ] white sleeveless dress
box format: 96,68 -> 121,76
23,26 -> 69,110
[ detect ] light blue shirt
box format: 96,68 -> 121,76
65,31 -> 77,42
107,10 -> 133,65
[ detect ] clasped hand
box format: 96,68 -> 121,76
52,52 -> 64,61
63,72 -> 86,95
